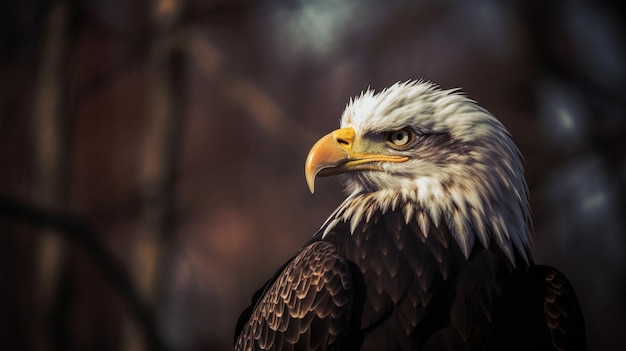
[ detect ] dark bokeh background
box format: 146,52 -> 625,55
1,0 -> 625,350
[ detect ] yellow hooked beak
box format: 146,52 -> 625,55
304,127 -> 409,193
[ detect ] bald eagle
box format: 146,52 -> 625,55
233,81 -> 585,350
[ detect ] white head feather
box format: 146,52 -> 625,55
321,80 -> 532,266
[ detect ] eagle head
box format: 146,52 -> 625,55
305,80 -> 532,266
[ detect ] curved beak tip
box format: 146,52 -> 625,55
305,167 -> 316,193
304,127 -> 356,194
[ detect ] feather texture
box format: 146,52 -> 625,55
234,242 -> 353,350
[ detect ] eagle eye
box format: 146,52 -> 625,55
386,128 -> 415,149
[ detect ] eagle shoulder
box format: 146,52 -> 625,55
234,241 -> 354,351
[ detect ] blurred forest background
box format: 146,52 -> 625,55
1,0 -> 625,350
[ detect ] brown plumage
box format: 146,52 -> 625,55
233,81 -> 585,350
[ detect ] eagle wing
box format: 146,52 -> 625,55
234,241 -> 354,351
538,265 -> 586,351
490,264 -> 586,350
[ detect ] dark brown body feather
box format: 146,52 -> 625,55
234,208 -> 585,351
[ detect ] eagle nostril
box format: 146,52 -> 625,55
332,127 -> 356,150
336,137 -> 351,147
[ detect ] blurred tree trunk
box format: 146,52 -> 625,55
32,2 -> 69,350
128,0 -> 183,350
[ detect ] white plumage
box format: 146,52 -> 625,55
326,80 -> 532,265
